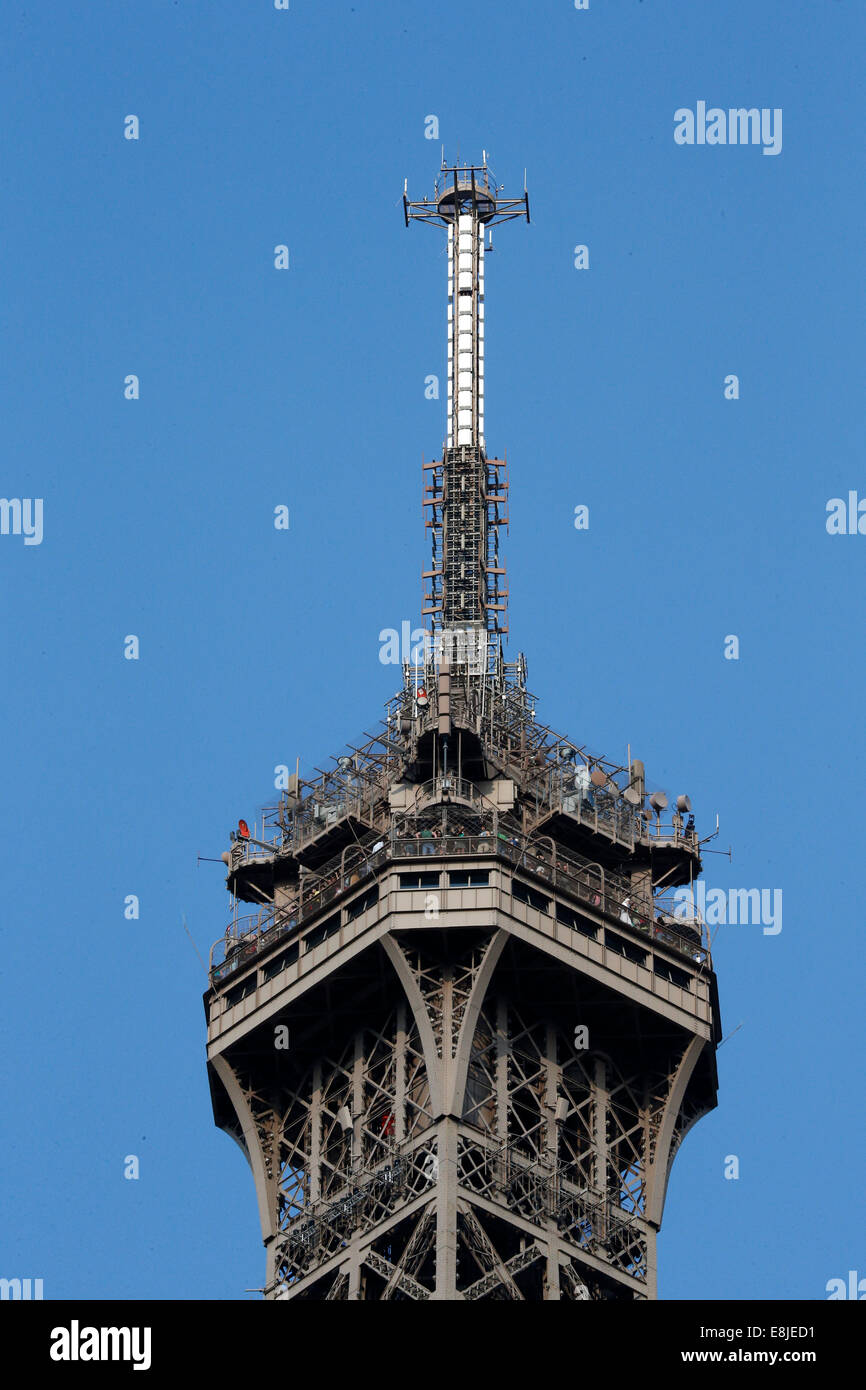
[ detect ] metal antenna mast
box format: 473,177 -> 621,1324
404,157 -> 528,668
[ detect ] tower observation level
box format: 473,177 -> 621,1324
204,157 -> 721,1301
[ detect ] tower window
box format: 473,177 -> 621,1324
261,944 -> 300,981
345,886 -> 379,922
225,974 -> 257,1008
399,872 -> 440,890
654,959 -> 691,990
556,902 -> 598,940
603,931 -> 648,966
512,878 -> 550,914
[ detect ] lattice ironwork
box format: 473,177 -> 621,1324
275,1142 -> 440,1289
216,912 -> 713,1298
205,157 -> 720,1301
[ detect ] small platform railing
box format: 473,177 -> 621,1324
211,809 -> 708,984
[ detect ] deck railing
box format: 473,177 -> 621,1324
211,810 -> 708,983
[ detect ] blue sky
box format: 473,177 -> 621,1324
1,0 -> 863,1300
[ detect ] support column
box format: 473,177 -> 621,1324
496,997 -> 509,1148
310,1059 -> 322,1204
395,1000 -> 407,1143
434,1118 -> 460,1298
544,1022 -> 561,1299
435,960 -> 455,1295
544,1021 -> 559,1156
645,1226 -> 659,1301
593,1056 -> 609,1213
346,1245 -> 363,1301
352,1030 -> 364,1179
544,1240 -> 562,1301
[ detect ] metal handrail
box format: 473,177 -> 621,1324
211,813 -> 710,983
242,768 -> 698,873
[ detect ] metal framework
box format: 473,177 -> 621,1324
406,158 -> 528,651
204,157 -> 720,1301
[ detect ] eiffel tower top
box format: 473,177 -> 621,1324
205,156 -> 720,1307
217,158 -> 705,964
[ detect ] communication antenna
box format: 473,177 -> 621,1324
404,157 -> 528,671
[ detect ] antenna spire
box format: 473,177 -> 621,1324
404,158 -> 528,663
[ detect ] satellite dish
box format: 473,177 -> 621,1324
221,851 -> 231,865
590,767 -> 607,788
676,794 -> 692,814
623,787 -> 641,806
649,792 -> 668,813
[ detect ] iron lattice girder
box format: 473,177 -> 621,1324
234,696 -> 700,914
323,1271 -> 349,1301
377,1207 -> 437,1300
423,448 -> 510,636
209,903 -> 714,1299
235,662 -> 678,885
364,1247 -> 432,1301
457,1201 -> 533,1300
269,1166 -> 646,1302
461,1231 -> 546,1302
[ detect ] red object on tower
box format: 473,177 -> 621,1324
238,819 -> 250,839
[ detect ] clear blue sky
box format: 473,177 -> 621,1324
1,0 -> 863,1301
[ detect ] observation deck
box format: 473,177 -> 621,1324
209,796 -> 715,1056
